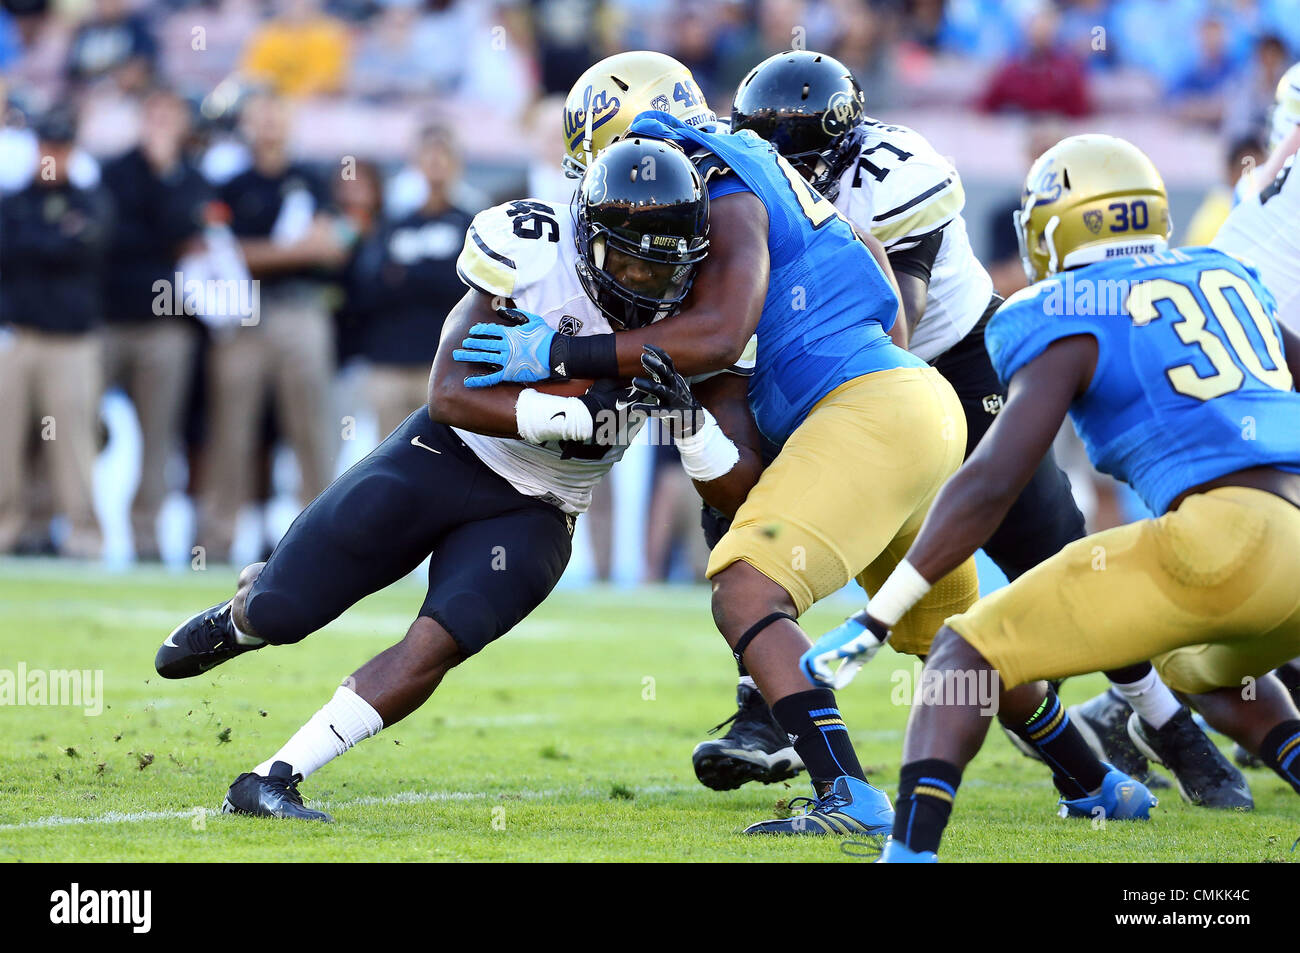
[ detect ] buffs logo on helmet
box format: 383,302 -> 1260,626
1014,134 -> 1172,284
562,51 -> 716,178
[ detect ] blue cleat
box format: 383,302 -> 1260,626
743,775 -> 893,835
876,836 -> 938,863
1058,764 -> 1157,820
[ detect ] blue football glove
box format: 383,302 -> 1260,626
452,308 -> 556,388
801,610 -> 891,689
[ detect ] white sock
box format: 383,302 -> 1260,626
254,685 -> 384,779
1109,668 -> 1181,729
738,675 -> 757,690
228,601 -> 264,646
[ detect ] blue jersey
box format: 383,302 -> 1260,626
628,111 -> 922,444
988,246 -> 1300,515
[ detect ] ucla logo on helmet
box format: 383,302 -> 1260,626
1083,209 -> 1104,234
564,85 -> 621,150
1026,167 -> 1063,206
821,90 -> 862,136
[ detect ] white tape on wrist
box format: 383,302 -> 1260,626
869,559 -> 932,628
515,388 -> 594,444
675,409 -> 740,482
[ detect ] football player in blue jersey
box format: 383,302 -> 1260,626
455,53 -> 1152,836
804,134 -> 1300,862
731,50 -> 1246,809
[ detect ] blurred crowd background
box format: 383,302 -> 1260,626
1,0 -> 1298,583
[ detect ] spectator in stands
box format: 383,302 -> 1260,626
197,90 -> 348,562
99,87 -> 212,561
642,435 -> 708,583
1056,0 -> 1115,71
66,0 -> 157,93
1169,17 -> 1238,127
1182,135 -> 1265,247
0,108 -> 113,558
828,0 -> 896,109
1222,32 -> 1292,143
349,2 -> 429,101
979,6 -> 1091,117
1109,0 -> 1201,89
240,0 -> 350,98
667,3 -> 726,107
507,0 -> 614,96
348,124 -> 472,437
0,6 -> 20,67
985,116 -> 1066,300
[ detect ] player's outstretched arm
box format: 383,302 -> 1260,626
902,334 -> 1096,584
689,370 -> 765,517
802,334 -> 1096,688
604,192 -> 771,378
455,192 -> 771,384
428,290 -> 529,438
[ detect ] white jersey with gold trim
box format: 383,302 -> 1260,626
455,198 -> 639,514
1212,153 -> 1300,335
831,119 -> 993,362
454,198 -> 753,514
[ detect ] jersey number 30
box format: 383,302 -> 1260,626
1126,267 -> 1292,400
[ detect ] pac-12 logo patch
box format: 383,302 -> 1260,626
558,315 -> 583,336
1083,209 -> 1104,234
651,94 -> 670,112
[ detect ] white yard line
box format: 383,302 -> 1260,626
0,784 -> 696,831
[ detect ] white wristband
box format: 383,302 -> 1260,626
675,408 -> 740,482
515,389 -> 594,444
869,559 -> 932,627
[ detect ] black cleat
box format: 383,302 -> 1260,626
1233,743 -> 1266,769
155,600 -> 264,679
1069,689 -> 1169,789
222,761 -> 332,821
1127,709 -> 1253,809
692,682 -> 803,791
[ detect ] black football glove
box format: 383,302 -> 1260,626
629,345 -> 707,438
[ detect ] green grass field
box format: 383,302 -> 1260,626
1,558 -> 1295,863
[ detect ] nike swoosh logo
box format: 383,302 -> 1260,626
550,412 -> 566,421
411,436 -> 442,455
163,632 -> 179,648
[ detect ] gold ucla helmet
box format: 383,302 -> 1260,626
562,51 -> 715,178
1015,134 -> 1171,284
1269,62 -> 1300,149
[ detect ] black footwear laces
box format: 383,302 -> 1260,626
266,773 -> 307,807
706,692 -> 762,735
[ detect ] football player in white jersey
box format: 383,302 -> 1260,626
710,50 -> 1247,809
1211,62 -> 1300,766
151,139 -> 766,820
1214,62 -> 1300,336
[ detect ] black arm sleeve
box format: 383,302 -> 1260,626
886,226 -> 944,283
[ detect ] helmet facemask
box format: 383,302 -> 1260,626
575,217 -> 708,329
